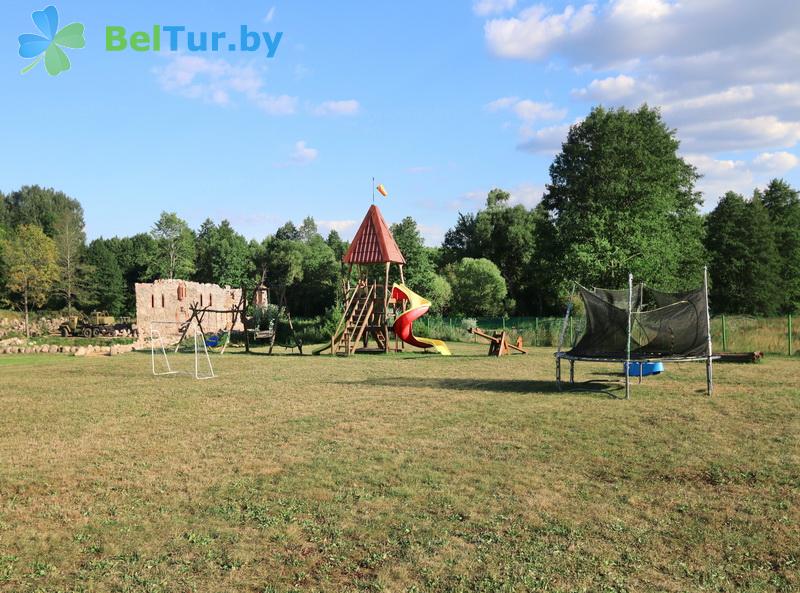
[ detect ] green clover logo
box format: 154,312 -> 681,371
18,6 -> 85,76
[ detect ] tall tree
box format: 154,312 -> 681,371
147,212 -> 195,279
442,213 -> 480,263
759,179 -> 800,312
5,185 -> 84,238
85,239 -> 126,316
442,191 -> 541,313
52,206 -> 88,314
390,217 -> 436,295
542,105 -> 705,290
705,192 -> 781,315
0,191 -> 9,240
298,217 -> 319,242
107,233 -> 156,313
325,230 -> 347,261
195,219 -> 253,287
1,225 -> 59,337
275,221 -> 301,242
289,235 -> 339,317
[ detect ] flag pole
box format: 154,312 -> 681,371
372,176 -> 375,204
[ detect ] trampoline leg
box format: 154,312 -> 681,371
556,357 -> 562,391
625,368 -> 630,400
639,363 -> 643,385
569,360 -> 575,384
706,357 -> 713,396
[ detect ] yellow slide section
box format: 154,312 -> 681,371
392,283 -> 451,356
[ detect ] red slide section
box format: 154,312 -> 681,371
391,284 -> 451,355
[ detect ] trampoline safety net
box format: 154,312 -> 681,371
567,284 -> 709,359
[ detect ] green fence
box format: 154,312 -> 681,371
285,312 -> 798,355
415,316 -> 587,348
417,314 -> 798,355
712,314 -> 798,355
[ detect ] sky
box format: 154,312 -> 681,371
2,0 -> 799,245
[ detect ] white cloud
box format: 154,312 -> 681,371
513,99 -> 567,121
508,183 -> 545,207
312,99 -> 361,116
573,74 -> 637,101
484,1 -> 800,68
154,54 -> 297,115
290,141 -> 318,164
684,151 -> 799,207
752,151 -> 800,173
610,0 -> 675,22
485,96 -> 518,112
473,0 -> 516,17
317,219 -> 357,234
683,153 -> 754,204
481,0 -> 800,176
417,223 -> 446,246
264,6 -> 276,23
517,123 -> 572,154
679,116 -> 800,153
484,4 -> 595,60
486,97 -> 567,131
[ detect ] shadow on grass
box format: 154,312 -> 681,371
343,376 -> 624,399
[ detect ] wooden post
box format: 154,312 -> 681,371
241,285 -> 250,354
789,313 -> 793,357
625,272 -> 633,400
704,266 -> 713,396
383,262 -> 390,352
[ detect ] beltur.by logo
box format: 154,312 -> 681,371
105,25 -> 283,58
17,6 -> 283,78
18,5 -> 85,76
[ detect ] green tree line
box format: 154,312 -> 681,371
2,105 -> 799,329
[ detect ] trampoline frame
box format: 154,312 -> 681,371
555,267 -> 715,398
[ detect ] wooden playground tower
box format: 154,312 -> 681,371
326,205 -> 406,356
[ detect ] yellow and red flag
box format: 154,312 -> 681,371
376,183 -> 388,197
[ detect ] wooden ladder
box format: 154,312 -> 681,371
333,283 -> 375,356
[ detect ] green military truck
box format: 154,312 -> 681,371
59,312 -> 137,338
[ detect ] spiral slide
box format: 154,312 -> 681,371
391,283 -> 451,356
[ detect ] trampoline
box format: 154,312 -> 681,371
555,268 -> 717,398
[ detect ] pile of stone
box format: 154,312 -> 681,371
73,343 -> 138,356
0,316 -> 68,339
0,337 -> 137,356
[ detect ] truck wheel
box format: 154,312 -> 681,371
92,328 -> 102,337
82,328 -> 92,338
60,327 -> 70,337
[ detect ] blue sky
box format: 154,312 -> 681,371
3,0 -> 799,244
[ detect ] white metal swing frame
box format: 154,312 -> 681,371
149,321 -> 216,380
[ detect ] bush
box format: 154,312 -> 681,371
446,258 -> 507,317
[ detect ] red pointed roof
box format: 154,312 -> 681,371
343,205 -> 406,264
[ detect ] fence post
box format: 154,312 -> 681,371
789,313 -> 793,356
721,314 -> 727,352
535,317 -> 540,347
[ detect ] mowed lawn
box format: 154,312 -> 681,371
0,344 -> 798,593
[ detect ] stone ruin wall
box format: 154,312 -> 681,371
135,279 -> 243,340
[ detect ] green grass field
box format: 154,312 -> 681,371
0,345 -> 797,592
